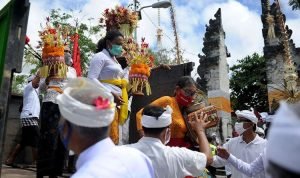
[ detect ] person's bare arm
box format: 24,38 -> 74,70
189,112 -> 213,166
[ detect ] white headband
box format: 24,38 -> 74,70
56,78 -> 116,128
141,105 -> 173,128
236,110 -> 258,124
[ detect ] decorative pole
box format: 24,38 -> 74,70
169,0 -> 181,64
133,0 -> 140,41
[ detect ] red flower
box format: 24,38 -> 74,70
49,28 -> 56,34
25,36 -> 30,45
93,96 -> 110,110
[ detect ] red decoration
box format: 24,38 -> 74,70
25,36 -> 30,45
72,31 -> 82,77
93,96 -> 110,110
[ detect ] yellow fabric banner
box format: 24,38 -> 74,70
101,79 -> 128,125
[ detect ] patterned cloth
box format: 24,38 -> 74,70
20,117 -> 39,127
39,79 -> 64,103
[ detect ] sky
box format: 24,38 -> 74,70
6,0 -> 300,76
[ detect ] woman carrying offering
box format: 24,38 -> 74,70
87,30 -> 129,145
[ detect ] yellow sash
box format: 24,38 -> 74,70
101,79 -> 128,125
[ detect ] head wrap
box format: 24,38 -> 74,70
267,101 -> 300,174
141,105 -> 172,128
56,78 -> 116,128
235,110 -> 258,124
27,75 -> 35,83
255,127 -> 265,136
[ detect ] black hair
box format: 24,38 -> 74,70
143,105 -> 166,118
253,124 -> 257,132
264,122 -> 272,138
207,135 -> 213,143
142,127 -> 168,135
96,30 -> 124,53
176,76 -> 196,89
142,105 -> 168,135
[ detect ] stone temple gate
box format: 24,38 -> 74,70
197,8 -> 232,141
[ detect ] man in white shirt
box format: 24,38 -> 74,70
211,110 -> 267,178
56,78 -> 154,178
217,147 -> 268,178
127,104 -> 213,178
5,74 -> 41,166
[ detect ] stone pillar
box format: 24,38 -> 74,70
197,8 -> 232,141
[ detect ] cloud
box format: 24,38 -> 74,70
287,19 -> 300,48
22,0 -> 300,75
201,0 -> 264,66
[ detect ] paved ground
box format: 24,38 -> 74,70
1,164 -> 227,178
1,165 -> 72,178
1,165 -> 35,178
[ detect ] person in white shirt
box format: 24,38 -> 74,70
88,30 -> 130,145
211,110 -> 267,178
127,104 -> 213,178
217,147 -> 268,178
267,101 -> 300,178
5,74 -> 40,166
56,77 -> 154,178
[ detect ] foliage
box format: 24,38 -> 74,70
289,0 -> 300,10
13,8 -> 103,94
24,8 -> 103,76
11,74 -> 28,95
230,53 -> 268,112
49,9 -> 102,75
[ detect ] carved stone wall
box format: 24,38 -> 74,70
261,0 -> 300,110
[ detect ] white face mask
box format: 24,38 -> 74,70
235,122 -> 246,135
164,128 -> 171,145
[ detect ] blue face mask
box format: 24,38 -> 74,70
58,121 -> 72,149
109,44 -> 123,56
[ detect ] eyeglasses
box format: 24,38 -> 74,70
182,88 -> 196,97
64,50 -> 70,53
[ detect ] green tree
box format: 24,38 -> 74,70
47,9 -> 103,75
12,8 -> 103,95
24,9 -> 103,76
289,0 -> 300,10
230,53 -> 268,112
11,74 -> 28,95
